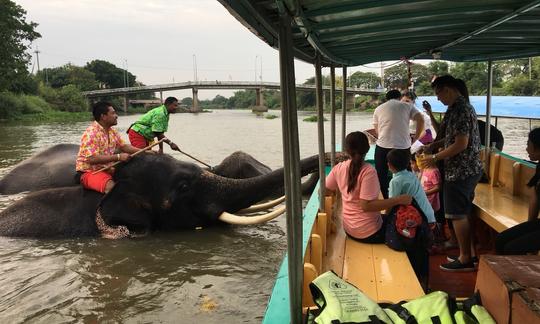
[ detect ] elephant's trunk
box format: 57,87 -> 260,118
201,152 -> 348,214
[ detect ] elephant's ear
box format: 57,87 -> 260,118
98,180 -> 154,232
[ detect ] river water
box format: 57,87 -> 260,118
0,109 -> 533,323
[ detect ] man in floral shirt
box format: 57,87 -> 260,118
420,75 -> 482,272
128,97 -> 180,154
76,101 -> 141,194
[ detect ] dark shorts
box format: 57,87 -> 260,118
444,173 -> 481,219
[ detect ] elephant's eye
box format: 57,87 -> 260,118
177,183 -> 188,192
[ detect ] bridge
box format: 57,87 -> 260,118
81,81 -> 384,112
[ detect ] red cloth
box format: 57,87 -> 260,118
80,171 -> 113,193
395,205 -> 422,238
128,129 -> 149,149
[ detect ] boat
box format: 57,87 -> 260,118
218,1 -> 540,323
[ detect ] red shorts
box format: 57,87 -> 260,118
80,171 -> 113,193
128,129 -> 149,149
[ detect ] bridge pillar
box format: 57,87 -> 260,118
192,87 -> 200,112
160,91 -> 163,104
252,88 -> 268,112
346,93 -> 355,110
123,94 -> 128,113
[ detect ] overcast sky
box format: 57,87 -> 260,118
18,0 -> 386,99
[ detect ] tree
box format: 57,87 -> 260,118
349,71 -> 380,89
427,61 -> 449,79
37,64 -> 99,90
0,0 -> 41,92
85,60 -> 135,88
181,97 -> 193,107
502,76 -> 539,96
211,94 -> 228,108
450,62 -> 503,95
383,63 -> 429,90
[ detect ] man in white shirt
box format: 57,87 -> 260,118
373,90 -> 424,198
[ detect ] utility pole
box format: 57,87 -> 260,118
530,57 -> 533,80
260,55 -> 263,82
255,55 -> 259,82
123,59 -> 128,88
193,54 -> 198,82
380,62 -> 384,88
34,47 -> 41,72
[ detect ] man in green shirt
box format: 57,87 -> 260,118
128,96 -> 180,153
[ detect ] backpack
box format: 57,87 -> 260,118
385,199 -> 433,252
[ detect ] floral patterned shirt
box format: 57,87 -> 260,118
440,96 -> 482,181
76,121 -> 125,172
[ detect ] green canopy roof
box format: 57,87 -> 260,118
218,0 -> 540,66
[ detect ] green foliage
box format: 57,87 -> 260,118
227,90 -> 256,108
211,95 -> 228,108
349,71 -> 380,89
38,64 -> 99,91
449,62 -> 504,95
427,61 -> 449,77
0,0 -> 41,92
181,97 -> 193,107
502,76 -> 539,96
383,63 -> 429,89
265,114 -> 278,119
85,60 -> 135,88
303,115 -> 327,122
415,81 -> 433,96
56,85 -> 88,112
0,91 -> 51,120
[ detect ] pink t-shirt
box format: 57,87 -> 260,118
420,168 -> 441,212
326,161 -> 382,239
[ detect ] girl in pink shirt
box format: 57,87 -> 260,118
420,166 -> 441,212
326,132 -> 411,243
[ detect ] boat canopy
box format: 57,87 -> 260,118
219,0 -> 540,66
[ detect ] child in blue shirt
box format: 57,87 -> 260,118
387,149 -> 436,225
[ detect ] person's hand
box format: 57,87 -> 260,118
170,142 -> 180,151
396,194 -> 412,205
422,100 -> 432,113
419,154 -> 437,169
118,153 -> 131,162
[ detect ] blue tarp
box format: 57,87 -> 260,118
417,96 -> 540,119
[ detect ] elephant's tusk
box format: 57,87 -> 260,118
237,195 -> 286,214
218,206 -> 286,225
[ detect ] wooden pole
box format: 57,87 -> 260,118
92,138 -> 166,174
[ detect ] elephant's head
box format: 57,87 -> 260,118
98,152 -> 348,233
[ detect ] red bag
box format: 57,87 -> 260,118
395,205 -> 423,238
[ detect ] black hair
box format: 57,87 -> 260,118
385,89 -> 402,100
92,101 -> 113,121
527,127 -> 540,187
387,149 -> 410,172
455,79 -> 470,103
410,153 -> 417,161
164,97 -> 178,105
345,132 -> 370,193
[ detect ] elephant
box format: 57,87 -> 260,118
0,144 -> 80,194
0,145 -> 274,194
0,144 -> 318,195
0,152 -> 347,238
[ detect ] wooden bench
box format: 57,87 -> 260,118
303,195 -> 424,307
342,238 -> 425,303
473,152 -> 534,232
